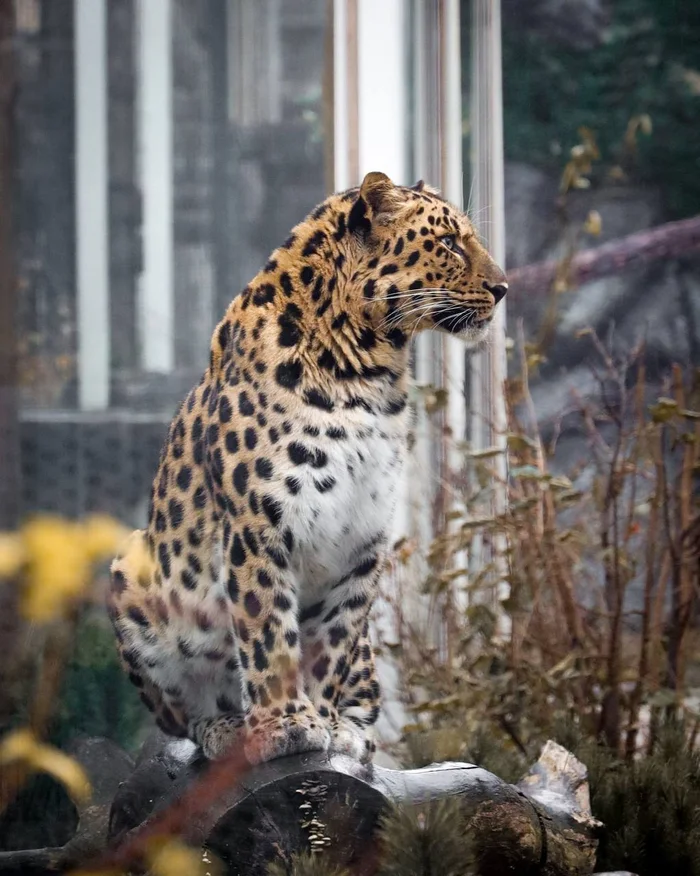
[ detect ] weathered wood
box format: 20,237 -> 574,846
516,740 -> 600,876
508,215 -> 700,299
0,735 -> 602,875
107,737 -> 599,876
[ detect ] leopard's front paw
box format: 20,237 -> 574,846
194,713 -> 246,760
243,703 -> 332,765
330,719 -> 375,764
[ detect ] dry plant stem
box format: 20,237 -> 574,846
517,321 -> 545,541
507,327 -> 542,662
599,392 -> 625,751
517,322 -> 585,652
661,416 -> 686,695
620,364 -> 644,567
649,511 -> 677,752
668,364 -> 697,691
625,423 -> 661,759
648,413 -> 672,684
544,487 -> 585,648
650,551 -> 671,682
577,338 -> 640,752
535,227 -> 582,354
0,613 -> 78,816
29,616 -> 75,733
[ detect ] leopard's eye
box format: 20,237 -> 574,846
441,234 -> 457,251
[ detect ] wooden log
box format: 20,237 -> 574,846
0,735 -> 603,875
107,736 -> 601,876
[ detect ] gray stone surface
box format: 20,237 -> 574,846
504,160 -> 700,444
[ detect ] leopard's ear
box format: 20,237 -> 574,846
348,171 -> 402,236
359,171 -> 397,212
412,179 -> 425,192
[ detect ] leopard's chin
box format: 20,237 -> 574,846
457,318 -> 493,348
433,308 -> 493,347
429,301 -> 493,342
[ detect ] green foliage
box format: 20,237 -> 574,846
268,853 -> 350,876
494,0 -> 700,218
403,725 -> 526,785
579,723 -> 700,876
50,612 -> 145,752
375,799 -> 476,876
398,721 -> 700,875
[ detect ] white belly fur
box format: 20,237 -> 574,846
138,403 -> 408,722
289,419 -> 406,603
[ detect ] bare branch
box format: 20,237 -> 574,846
508,216 -> 700,299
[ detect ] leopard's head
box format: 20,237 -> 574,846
346,171 -> 507,346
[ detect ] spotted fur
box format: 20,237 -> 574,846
108,172 -> 506,764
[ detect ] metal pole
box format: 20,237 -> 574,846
332,0 -> 359,191
439,0 -> 470,622
75,0 -> 110,409
137,0 -> 174,374
469,0 -> 509,626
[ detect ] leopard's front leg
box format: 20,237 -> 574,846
198,538 -> 332,763
301,552 -> 383,763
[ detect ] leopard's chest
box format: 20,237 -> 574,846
272,406 -> 408,597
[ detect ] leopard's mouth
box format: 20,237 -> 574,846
431,302 -> 492,336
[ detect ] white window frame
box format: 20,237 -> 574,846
75,0 -> 110,410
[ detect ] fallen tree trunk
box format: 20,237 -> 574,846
0,733 -> 604,876
507,215 -> 700,299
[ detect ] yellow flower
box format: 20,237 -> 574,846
0,533 -> 25,577
583,210 -> 602,237
0,728 -> 91,804
0,514 -> 130,622
21,517 -> 93,621
146,838 -> 222,876
83,515 -> 131,563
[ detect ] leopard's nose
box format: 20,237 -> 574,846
484,281 -> 508,304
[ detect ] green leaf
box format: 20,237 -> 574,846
649,397 -> 679,422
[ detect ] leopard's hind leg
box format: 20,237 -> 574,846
109,532 -> 250,757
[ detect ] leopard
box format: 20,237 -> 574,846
108,171 -> 507,766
